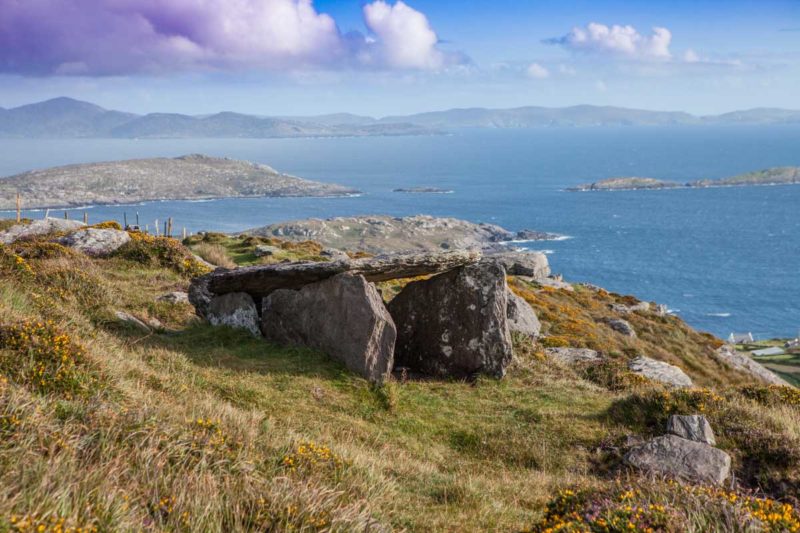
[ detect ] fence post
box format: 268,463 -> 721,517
83,212 -> 88,225
15,193 -> 21,223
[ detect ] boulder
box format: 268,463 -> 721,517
0,218 -> 85,244
254,245 -> 280,257
59,228 -> 131,257
534,277 -> 574,291
628,356 -> 693,388
487,251 -> 550,279
667,415 -> 716,445
715,345 -> 791,386
207,292 -> 260,336
624,434 -> 731,485
388,262 -> 513,379
194,249 -> 481,300
546,347 -> 602,365
262,273 -> 395,383
507,290 -> 541,338
157,291 -> 190,304
605,318 -> 637,337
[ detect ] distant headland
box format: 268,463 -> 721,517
0,154 -> 359,210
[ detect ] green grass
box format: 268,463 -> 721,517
2,224 -> 800,531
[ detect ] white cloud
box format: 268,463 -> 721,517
683,49 -> 701,63
363,1 -> 444,70
558,64 -> 577,76
526,62 -> 550,79
549,22 -> 673,60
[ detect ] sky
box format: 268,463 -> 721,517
0,0 -> 799,116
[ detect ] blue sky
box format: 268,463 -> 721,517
0,0 -> 798,116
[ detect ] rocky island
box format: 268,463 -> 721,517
392,187 -> 454,194
569,166 -> 800,192
0,154 -> 359,210
247,214 -> 562,254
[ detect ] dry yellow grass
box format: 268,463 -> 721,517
1,228 -> 799,531
192,242 -> 237,269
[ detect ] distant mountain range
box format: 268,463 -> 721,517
2,97 -> 800,139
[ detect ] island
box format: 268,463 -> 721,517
567,177 -> 682,192
0,154 -> 360,210
392,187 -> 454,194
569,166 -> 800,192
246,214 -> 563,254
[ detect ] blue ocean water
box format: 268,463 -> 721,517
1,126 -> 798,339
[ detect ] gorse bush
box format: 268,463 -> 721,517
529,481 -> 800,533
740,384 -> 800,408
0,320 -> 98,397
114,232 -> 211,277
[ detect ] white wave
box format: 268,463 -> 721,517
706,312 -> 732,317
509,234 -> 572,244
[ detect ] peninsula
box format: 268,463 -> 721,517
247,214 -> 562,254
568,166 -> 800,192
0,154 -> 359,210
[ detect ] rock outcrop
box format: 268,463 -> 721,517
488,251 -> 550,279
610,302 -> 650,315
207,292 -> 261,336
667,415 -> 716,445
545,347 -> 602,365
0,218 -> 85,244
628,356 -> 693,388
59,228 -> 131,257
262,273 -> 395,383
715,345 -> 790,386
388,262 -> 513,379
194,250 -> 481,300
624,434 -> 731,485
507,289 -> 541,338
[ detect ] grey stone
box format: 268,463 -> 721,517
624,434 -> 731,485
610,302 -> 651,315
535,277 -> 574,291
653,304 -> 669,317
115,310 -> 150,332
262,273 -> 395,383
157,291 -> 190,304
545,347 -> 602,365
715,345 -> 791,386
605,318 -> 637,337
59,228 -> 131,257
667,415 -> 716,445
628,356 -> 693,388
486,251 -> 550,279
207,292 -> 260,336
0,218 -> 85,244
195,249 -> 481,300
388,262 -> 513,379
320,247 -> 350,260
507,289 -> 541,338
188,275 -> 215,319
254,245 -> 280,257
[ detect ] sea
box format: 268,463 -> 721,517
1,126 -> 798,339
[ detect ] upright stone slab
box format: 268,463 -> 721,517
262,273 -> 395,383
207,292 -> 260,336
487,251 -> 550,279
388,262 -> 513,379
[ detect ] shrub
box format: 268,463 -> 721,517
0,320 -> 98,397
579,359 -> 650,391
281,441 -> 346,478
114,233 -> 211,277
89,220 -> 123,230
740,384 -> 800,408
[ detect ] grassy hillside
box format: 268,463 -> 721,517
1,224 -> 800,531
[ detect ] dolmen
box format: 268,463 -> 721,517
189,249 -> 546,383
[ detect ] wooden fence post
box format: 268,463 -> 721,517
83,212 -> 88,225
15,193 -> 21,223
